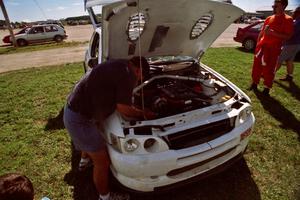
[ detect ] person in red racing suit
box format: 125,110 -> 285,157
249,0 -> 293,96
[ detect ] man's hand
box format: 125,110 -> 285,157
264,25 -> 271,35
143,109 -> 157,120
264,25 -> 293,40
117,104 -> 157,120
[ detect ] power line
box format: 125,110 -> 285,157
32,0 -> 47,20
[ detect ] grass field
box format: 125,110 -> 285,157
0,41 -> 88,55
0,48 -> 299,200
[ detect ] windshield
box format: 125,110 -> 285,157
18,27 -> 31,34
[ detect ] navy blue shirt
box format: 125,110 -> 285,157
284,18 -> 300,45
68,59 -> 136,120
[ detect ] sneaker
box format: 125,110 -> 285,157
247,83 -> 258,91
110,192 -> 130,200
99,193 -> 130,200
78,157 -> 93,171
262,88 -> 270,96
279,75 -> 293,82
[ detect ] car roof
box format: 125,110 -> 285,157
31,24 -> 61,28
245,20 -> 264,28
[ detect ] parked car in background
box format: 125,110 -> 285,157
38,20 -> 65,29
2,24 -> 67,46
2,26 -> 31,44
234,20 -> 263,51
83,0 -> 255,192
245,17 -> 262,24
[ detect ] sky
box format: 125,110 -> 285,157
0,0 -> 299,22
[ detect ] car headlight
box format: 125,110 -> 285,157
124,138 -> 140,152
144,138 -> 158,153
238,107 -> 252,124
110,133 -> 169,154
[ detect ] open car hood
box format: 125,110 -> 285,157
99,0 -> 244,60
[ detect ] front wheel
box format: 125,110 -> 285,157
17,39 -> 28,47
243,39 -> 256,51
54,35 -> 63,43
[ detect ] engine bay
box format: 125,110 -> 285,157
133,60 -> 236,118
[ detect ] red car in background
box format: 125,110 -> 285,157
234,20 -> 263,51
2,26 -> 31,44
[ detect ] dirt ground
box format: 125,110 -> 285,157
0,24 -> 247,74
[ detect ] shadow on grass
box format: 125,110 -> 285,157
63,143 -> 98,200
254,90 -> 300,138
274,80 -> 300,102
64,143 -> 261,200
130,158 -> 261,200
0,44 -> 11,47
44,107 -> 65,131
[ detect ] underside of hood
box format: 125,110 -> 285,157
101,0 -> 244,60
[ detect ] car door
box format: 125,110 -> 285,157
84,29 -> 101,72
27,27 -> 46,43
44,25 -> 58,40
248,22 -> 263,40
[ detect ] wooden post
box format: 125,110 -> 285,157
0,0 -> 18,47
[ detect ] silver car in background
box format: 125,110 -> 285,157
13,24 -> 67,46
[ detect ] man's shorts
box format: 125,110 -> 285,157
278,44 -> 300,64
63,105 -> 106,152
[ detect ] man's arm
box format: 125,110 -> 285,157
116,104 -> 156,120
257,19 -> 269,42
265,18 -> 294,40
265,28 -> 293,40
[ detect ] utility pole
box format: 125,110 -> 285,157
0,0 -> 18,47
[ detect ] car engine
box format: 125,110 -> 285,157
134,74 -> 233,118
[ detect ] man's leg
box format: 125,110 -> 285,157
63,105 -> 111,197
78,151 -> 92,171
82,151 -> 89,158
286,60 -> 294,76
88,149 -> 110,196
279,45 -> 298,81
262,46 -> 281,94
279,60 -> 294,81
276,46 -> 286,72
249,52 -> 263,90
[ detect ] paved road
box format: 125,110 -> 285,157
212,24 -> 247,48
0,24 -> 247,74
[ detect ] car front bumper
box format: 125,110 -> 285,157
2,36 -> 10,44
108,114 -> 255,192
233,36 -> 243,43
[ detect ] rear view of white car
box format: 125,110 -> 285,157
84,0 -> 255,192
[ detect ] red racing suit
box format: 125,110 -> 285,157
251,13 -> 293,88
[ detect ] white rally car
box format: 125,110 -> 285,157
83,0 -> 255,192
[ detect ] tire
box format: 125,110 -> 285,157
54,35 -> 63,43
243,39 -> 256,51
17,39 -> 28,47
